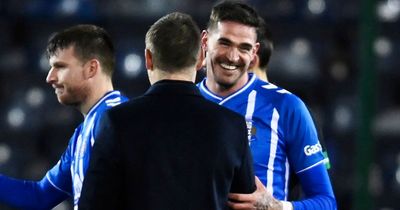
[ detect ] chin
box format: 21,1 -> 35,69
57,99 -> 70,106
57,96 -> 76,107
216,79 -> 236,89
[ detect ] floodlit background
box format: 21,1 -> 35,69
0,0 -> 399,209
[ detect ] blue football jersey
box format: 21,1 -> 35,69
45,91 -> 128,209
198,74 -> 325,200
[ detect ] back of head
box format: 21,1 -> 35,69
145,12 -> 201,72
207,0 -> 261,31
46,24 -> 115,77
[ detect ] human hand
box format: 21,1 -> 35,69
227,176 -> 284,210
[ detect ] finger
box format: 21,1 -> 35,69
227,200 -> 255,210
228,193 -> 254,202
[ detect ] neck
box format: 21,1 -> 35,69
251,67 -> 268,82
80,78 -> 114,116
149,67 -> 196,85
205,70 -> 249,97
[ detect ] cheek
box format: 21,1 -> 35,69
62,73 -> 85,90
209,47 -> 226,60
68,70 -> 84,82
243,53 -> 254,64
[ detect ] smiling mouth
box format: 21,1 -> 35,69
53,86 -> 63,94
220,63 -> 238,70
55,89 -> 62,94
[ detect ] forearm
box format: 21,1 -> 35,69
291,194 -> 336,210
0,174 -> 68,209
291,164 -> 337,210
257,164 -> 336,210
255,196 -> 335,210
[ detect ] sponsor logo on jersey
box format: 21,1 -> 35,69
304,143 -> 322,156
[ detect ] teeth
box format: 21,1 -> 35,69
55,88 -> 63,94
220,63 -> 237,70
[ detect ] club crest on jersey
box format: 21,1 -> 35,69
246,120 -> 257,143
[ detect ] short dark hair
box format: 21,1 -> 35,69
46,24 -> 115,77
145,12 -> 201,72
207,0 -> 261,31
257,17 -> 273,70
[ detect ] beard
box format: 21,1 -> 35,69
56,84 -> 88,109
209,58 -> 247,89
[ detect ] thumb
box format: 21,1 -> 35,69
255,176 -> 266,192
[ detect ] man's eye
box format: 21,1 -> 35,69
219,42 -> 229,46
240,47 -> 251,52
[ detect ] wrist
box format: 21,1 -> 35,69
281,201 -> 293,210
255,192 -> 284,210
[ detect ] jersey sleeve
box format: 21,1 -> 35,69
291,164 -> 337,210
45,128 -> 79,197
0,174 -> 69,210
283,95 -> 325,173
0,132 -> 77,209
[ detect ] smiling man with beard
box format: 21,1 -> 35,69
198,1 -> 337,210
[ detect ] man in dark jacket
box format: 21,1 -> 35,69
78,12 -> 255,210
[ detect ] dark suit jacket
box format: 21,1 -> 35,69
78,80 -> 255,210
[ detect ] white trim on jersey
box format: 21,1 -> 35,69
266,108 -> 280,196
106,97 -> 122,107
87,91 -> 122,116
284,158 -> 290,200
220,75 -> 256,105
297,159 -> 325,174
89,113 -> 98,147
90,135 -> 96,147
199,82 -> 222,100
245,90 -> 257,143
281,201 -> 293,210
45,174 -> 73,197
262,83 -> 278,89
245,90 -> 257,121
277,89 -> 291,94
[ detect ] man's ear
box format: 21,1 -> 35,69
252,42 -> 260,60
145,49 -> 153,71
201,30 -> 208,53
249,54 -> 259,69
196,48 -> 205,71
85,59 -> 100,79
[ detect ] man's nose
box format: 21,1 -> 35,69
226,47 -> 240,63
46,68 -> 56,84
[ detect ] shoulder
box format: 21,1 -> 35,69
200,97 -> 247,125
92,91 -> 129,118
253,80 -> 305,108
102,91 -> 129,109
102,95 -> 151,122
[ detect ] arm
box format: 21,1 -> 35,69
228,177 -> 291,210
0,174 -> 69,210
227,164 -> 336,210
284,96 -> 336,209
291,163 -> 336,210
0,132 -> 76,209
78,113 -> 123,210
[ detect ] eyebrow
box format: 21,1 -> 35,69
218,37 -> 233,44
51,61 -> 67,68
217,37 -> 253,50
